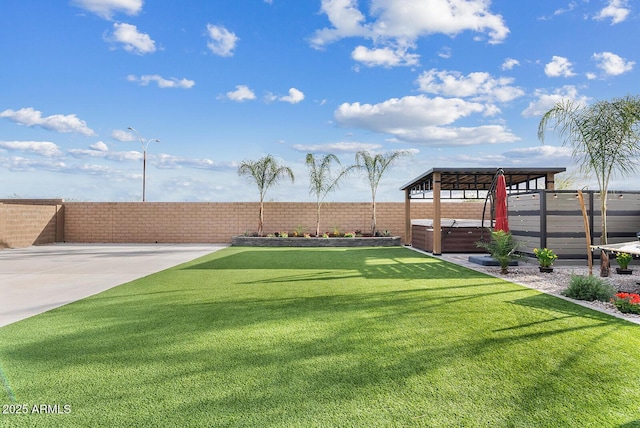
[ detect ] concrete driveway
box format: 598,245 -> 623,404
0,243 -> 227,327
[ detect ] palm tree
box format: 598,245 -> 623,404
538,95 -> 640,276
306,153 -> 351,237
237,155 -> 294,236
355,150 -> 409,235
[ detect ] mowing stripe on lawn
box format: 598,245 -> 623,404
0,246 -> 639,427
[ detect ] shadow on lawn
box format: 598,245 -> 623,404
4,283 -> 634,425
3,246 -> 639,425
181,247 -> 488,281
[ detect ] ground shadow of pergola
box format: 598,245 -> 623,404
400,167 -> 566,254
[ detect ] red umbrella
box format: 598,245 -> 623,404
494,172 -> 509,232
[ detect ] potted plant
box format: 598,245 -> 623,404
534,247 -> 557,273
615,252 -> 633,275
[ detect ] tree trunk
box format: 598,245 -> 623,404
371,200 -> 376,235
258,199 -> 264,237
316,202 -> 321,237
600,191 -> 610,277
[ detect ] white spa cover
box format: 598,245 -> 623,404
411,218 -> 490,228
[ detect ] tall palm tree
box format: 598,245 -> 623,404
306,153 -> 351,237
355,150 -> 409,235
538,95 -> 640,275
237,155 -> 294,236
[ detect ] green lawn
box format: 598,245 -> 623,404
1,247 -> 640,427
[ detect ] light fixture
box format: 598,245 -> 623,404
128,126 -> 160,202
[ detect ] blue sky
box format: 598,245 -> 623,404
1,0 -> 638,202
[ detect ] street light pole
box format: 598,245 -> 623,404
128,127 -> 160,202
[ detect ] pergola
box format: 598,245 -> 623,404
400,167 -> 566,254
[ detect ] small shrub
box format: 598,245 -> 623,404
294,225 -> 306,237
343,232 -> 355,238
561,275 -> 615,302
612,293 -> 640,314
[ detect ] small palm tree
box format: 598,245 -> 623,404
476,230 -> 524,274
355,150 -> 409,235
306,153 -> 351,237
238,155 -> 294,236
538,95 -> 640,276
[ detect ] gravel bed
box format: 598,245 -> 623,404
476,264 -> 640,323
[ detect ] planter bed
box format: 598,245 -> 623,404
232,236 -> 402,247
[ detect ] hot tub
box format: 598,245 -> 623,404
411,219 -> 490,253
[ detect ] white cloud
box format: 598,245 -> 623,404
521,86 -> 589,118
279,88 -> 305,104
69,145 -> 142,162
0,140 -> 63,157
416,69 -> 524,103
224,85 -> 256,102
351,45 -> 419,67
544,56 -> 576,77
127,74 -> 195,88
437,46 -> 452,59
501,58 -> 520,70
155,154 -> 236,170
108,23 -> 156,54
111,129 -> 135,142
310,0 -> 369,47
502,145 -> 572,162
72,0 -> 142,20
538,2 -> 578,20
90,141 -> 109,151
594,0 -> 630,24
0,107 -> 96,136
336,95 -> 486,130
311,0 -> 509,50
334,95 -> 518,146
592,51 -> 634,76
391,125 -> 520,146
446,145 -> 571,168
206,24 -> 239,57
292,142 -> 383,153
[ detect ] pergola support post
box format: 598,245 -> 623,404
404,188 -> 411,245
432,172 -> 442,255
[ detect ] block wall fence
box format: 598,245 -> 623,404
62,201 -> 487,245
0,201 -> 64,248
0,200 -> 487,248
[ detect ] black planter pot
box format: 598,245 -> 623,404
539,266 -> 554,273
616,268 -> 633,275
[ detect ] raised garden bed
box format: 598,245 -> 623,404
232,236 -> 402,247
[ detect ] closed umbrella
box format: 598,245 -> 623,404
495,172 -> 509,232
